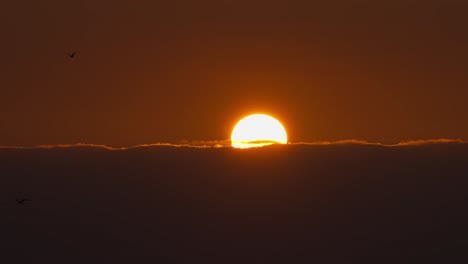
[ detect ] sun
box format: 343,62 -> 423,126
231,114 -> 288,149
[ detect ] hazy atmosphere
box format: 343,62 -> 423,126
2,0 -> 468,146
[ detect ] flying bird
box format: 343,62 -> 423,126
67,51 -> 78,59
16,199 -> 31,205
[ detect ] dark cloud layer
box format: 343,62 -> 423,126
1,143 -> 467,263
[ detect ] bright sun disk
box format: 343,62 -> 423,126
231,114 -> 288,149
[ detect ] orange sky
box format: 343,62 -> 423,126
1,0 -> 467,146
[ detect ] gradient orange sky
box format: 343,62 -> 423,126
1,0 -> 467,146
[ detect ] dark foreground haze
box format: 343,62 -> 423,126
1,143 -> 467,263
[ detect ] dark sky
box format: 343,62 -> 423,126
1,0 -> 467,146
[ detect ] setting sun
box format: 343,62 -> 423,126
231,114 -> 288,148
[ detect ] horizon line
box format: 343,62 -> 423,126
0,138 -> 466,150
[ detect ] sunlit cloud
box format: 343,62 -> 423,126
291,138 -> 467,147
392,138 -> 466,146
0,139 -> 232,150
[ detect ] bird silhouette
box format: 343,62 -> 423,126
67,51 -> 78,59
16,199 -> 31,205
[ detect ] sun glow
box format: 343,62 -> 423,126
231,114 -> 288,149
